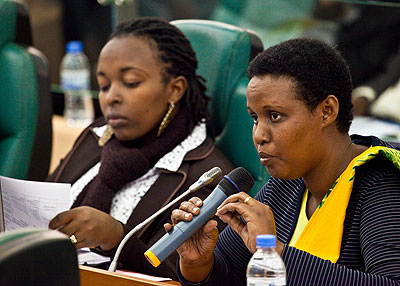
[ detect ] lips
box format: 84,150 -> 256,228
106,113 -> 128,128
258,151 -> 275,165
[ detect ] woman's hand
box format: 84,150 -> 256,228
48,206 -> 124,251
164,197 -> 219,282
216,192 -> 283,254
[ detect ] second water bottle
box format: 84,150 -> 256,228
247,234 -> 286,286
60,41 -> 94,127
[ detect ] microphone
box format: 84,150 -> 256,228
107,167 -> 222,272
144,167 -> 254,267
187,166 -> 223,193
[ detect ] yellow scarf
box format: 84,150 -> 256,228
294,146 -> 400,262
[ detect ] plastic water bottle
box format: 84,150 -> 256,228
60,41 -> 94,127
247,234 -> 286,286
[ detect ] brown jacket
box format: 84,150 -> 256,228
48,117 -> 234,279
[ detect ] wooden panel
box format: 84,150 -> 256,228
79,266 -> 181,286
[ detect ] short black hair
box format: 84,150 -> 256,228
109,17 -> 210,131
248,38 -> 353,133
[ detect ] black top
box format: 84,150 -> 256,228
179,135 -> 400,286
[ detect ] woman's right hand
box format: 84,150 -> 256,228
164,197 -> 219,282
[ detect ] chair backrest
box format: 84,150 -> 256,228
15,1 -> 53,181
0,229 -> 80,286
172,20 -> 269,196
0,0 -> 52,180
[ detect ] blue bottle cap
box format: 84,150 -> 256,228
66,41 -> 83,53
256,234 -> 276,248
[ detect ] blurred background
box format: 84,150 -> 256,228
16,0 -> 400,175
23,0 -> 400,93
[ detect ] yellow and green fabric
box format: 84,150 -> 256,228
294,146 -> 400,262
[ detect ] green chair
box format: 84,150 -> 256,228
0,228 -> 80,286
0,0 -> 52,180
210,0 -> 317,49
172,19 -> 269,196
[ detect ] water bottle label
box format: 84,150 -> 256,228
247,277 -> 286,286
61,70 -> 90,91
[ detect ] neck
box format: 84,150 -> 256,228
137,104 -> 182,148
304,132 -> 367,205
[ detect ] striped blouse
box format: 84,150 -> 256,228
178,135 -> 400,286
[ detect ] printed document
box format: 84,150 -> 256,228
0,176 -> 70,232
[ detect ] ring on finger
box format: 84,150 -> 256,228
243,196 -> 251,205
69,234 -> 78,244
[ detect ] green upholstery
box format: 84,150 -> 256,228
211,0 -> 316,49
0,229 -> 80,286
172,20 -> 269,196
15,0 -> 53,180
0,0 -> 40,179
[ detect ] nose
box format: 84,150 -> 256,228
253,121 -> 271,147
104,83 -> 122,106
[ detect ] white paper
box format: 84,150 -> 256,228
116,270 -> 172,282
0,176 -> 70,231
349,116 -> 400,142
77,248 -> 111,265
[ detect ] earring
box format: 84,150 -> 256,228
157,102 -> 175,137
98,125 -> 114,146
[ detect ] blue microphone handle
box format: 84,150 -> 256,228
145,187 -> 227,266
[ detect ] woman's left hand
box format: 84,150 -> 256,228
216,192 -> 283,254
48,206 -> 124,250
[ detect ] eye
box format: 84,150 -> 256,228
270,112 -> 282,122
124,81 -> 141,88
250,113 -> 258,125
99,85 -> 109,92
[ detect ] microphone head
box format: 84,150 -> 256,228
188,167 -> 223,193
201,167 -> 222,181
219,167 -> 254,196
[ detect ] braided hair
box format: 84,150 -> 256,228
109,17 -> 211,133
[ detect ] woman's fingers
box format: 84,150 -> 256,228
49,210 -> 86,249
216,200 -> 249,219
180,201 -> 201,215
48,210 -> 73,230
177,220 -> 219,259
202,219 -> 218,234
171,197 -> 204,225
188,197 -> 203,207
69,230 -> 87,249
49,211 -> 79,236
164,223 -> 173,232
49,207 -> 124,250
215,194 -> 277,253
217,192 -> 251,209
171,209 -> 193,224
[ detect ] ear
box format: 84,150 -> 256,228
166,76 -> 187,104
319,94 -> 339,128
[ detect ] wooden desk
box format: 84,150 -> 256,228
79,266 -> 181,286
49,115 -> 85,174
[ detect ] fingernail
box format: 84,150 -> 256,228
193,207 -> 199,212
184,213 -> 190,219
196,201 -> 202,206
